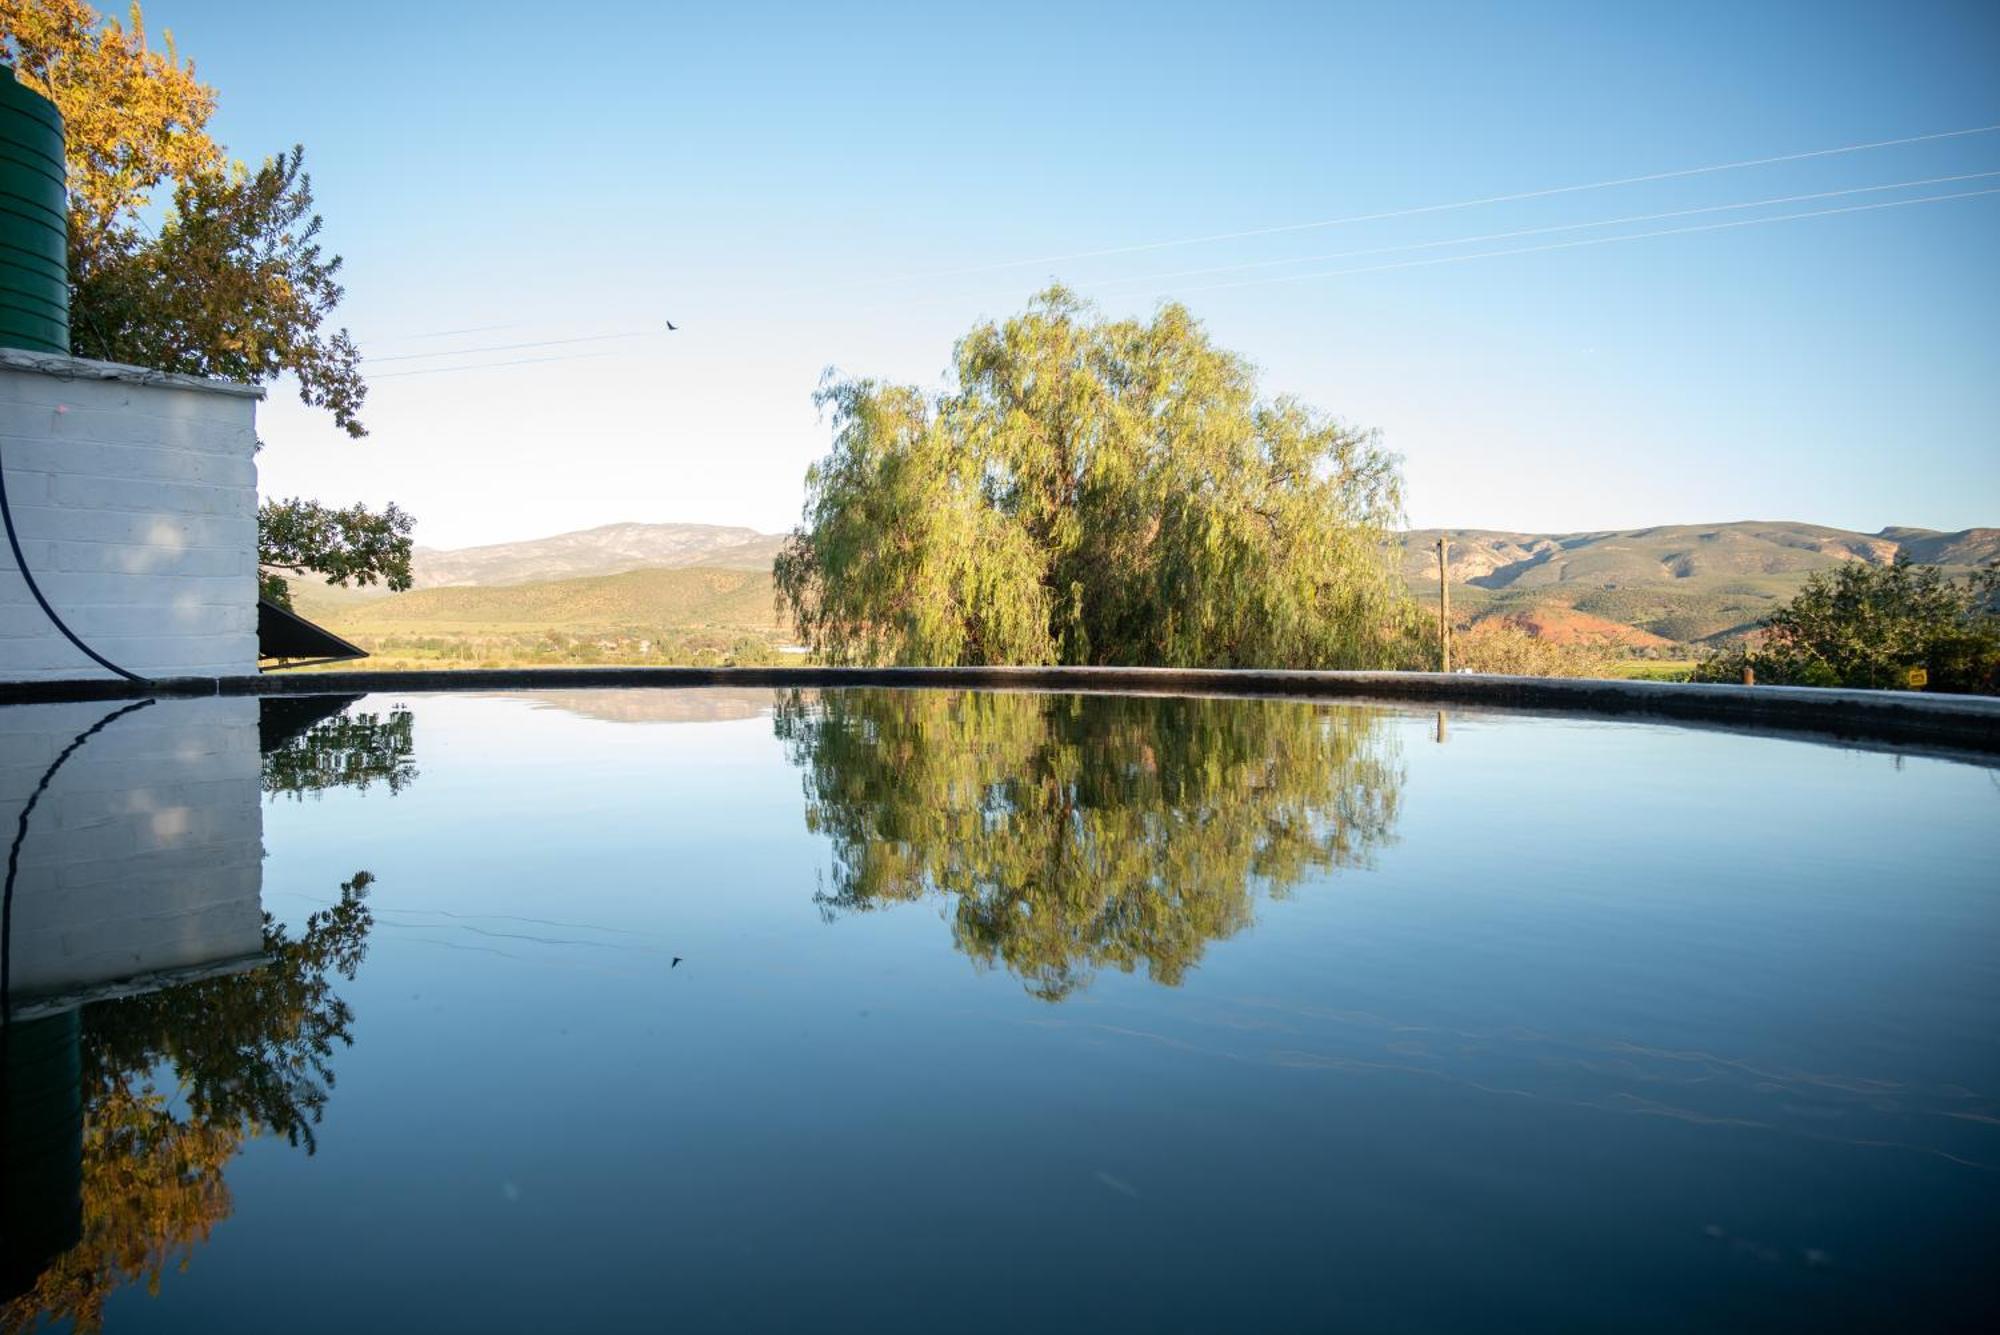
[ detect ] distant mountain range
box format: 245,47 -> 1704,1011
305,565 -> 780,632
1399,523 -> 1996,590
303,519 -> 1994,653
410,522 -> 786,589
1400,523 -> 1996,644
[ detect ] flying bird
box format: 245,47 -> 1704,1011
665,320 -> 678,332
671,956 -> 682,968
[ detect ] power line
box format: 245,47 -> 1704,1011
363,329 -> 659,364
1168,185 -> 2000,295
869,122 -> 2000,285
369,322 -> 517,345
1081,170 -> 2000,291
368,350 -> 627,379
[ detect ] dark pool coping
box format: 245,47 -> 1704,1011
8,952 -> 267,1023
3,665 -> 1997,757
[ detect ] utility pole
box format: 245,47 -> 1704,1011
1435,536 -> 1451,674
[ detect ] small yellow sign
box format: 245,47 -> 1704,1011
1906,666 -> 1928,690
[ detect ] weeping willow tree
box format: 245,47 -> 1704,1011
777,287 -> 1417,667
776,690 -> 1403,1000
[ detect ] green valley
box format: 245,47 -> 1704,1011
280,519 -> 1996,672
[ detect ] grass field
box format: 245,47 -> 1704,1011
1596,660 -> 1697,682
268,522 -> 1991,674
284,566 -> 790,670
274,562 -> 1702,680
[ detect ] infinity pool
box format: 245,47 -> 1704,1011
1,689 -> 1994,1332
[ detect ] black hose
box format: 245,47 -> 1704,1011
2,699 -> 156,1023
0,435 -> 145,683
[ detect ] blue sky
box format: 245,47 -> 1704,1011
148,0 -> 1998,547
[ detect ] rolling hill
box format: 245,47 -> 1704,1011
1401,523 -> 1997,644
407,522 -> 787,590
280,519 -> 1994,666
296,565 -> 782,634
289,565 -> 787,670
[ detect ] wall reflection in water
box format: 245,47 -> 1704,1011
775,689 -> 1404,1000
0,696 -> 412,1332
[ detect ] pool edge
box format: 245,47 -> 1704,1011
2,666 -> 1996,757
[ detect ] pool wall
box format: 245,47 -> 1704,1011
0,665 -> 1995,757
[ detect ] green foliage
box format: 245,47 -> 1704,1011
1693,558 -> 2000,693
72,146 -> 367,436
2,698 -> 412,1329
6,2 -> 401,604
1,872 -> 380,1333
5,4 -> 367,434
724,635 -> 776,666
776,689 -> 1402,1000
81,872 -> 378,1152
257,498 -> 413,607
778,288 -> 1414,668
261,707 -> 417,797
1,1 -> 219,256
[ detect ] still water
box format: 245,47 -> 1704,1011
1,688 -> 1994,1332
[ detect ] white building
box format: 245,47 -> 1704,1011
0,348 -> 263,684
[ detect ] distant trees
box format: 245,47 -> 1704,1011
256,498 -> 417,607
2,1 -> 411,606
261,705 -> 418,797
1449,621 -> 1599,677
777,288 -> 1416,668
724,635 -> 776,666
1694,558 -> 2000,693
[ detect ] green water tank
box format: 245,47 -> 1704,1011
0,65 -> 70,355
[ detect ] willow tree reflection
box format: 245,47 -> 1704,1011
776,691 -> 1403,999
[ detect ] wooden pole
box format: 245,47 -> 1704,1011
1436,537 -> 1450,674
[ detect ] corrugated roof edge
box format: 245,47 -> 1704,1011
0,345 -> 266,398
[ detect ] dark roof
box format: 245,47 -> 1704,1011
257,597 -> 368,664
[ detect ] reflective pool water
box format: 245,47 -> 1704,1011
1,689 -> 1994,1332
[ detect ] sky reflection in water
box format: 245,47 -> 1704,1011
1,688 -> 1994,1333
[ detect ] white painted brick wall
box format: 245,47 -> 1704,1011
0,350 -> 264,682
0,696 -> 265,1007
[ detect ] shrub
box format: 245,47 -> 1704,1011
1692,559 -> 1998,693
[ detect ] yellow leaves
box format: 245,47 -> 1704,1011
4,0 -> 223,242
1,1078 -> 241,1334
0,870 -> 380,1333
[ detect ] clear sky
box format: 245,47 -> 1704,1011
148,0 -> 1998,548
